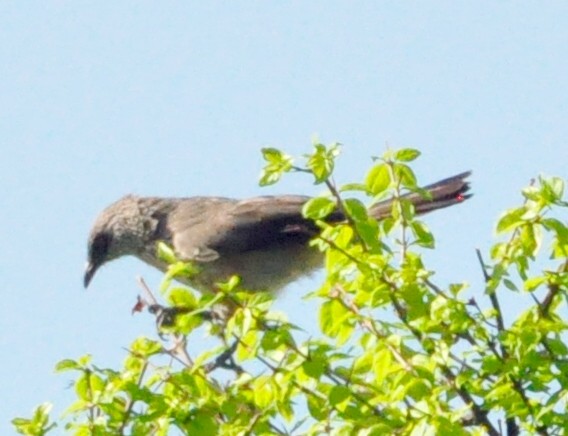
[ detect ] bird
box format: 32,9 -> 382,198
84,171 -> 471,293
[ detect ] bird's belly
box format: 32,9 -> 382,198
195,244 -> 324,293
139,243 -> 324,293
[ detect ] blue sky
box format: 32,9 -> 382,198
2,2 -> 567,432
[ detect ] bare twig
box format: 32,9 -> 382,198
137,276 -> 160,306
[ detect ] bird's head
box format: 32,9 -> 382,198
84,195 -> 156,288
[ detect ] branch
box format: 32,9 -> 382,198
323,176 -> 369,252
540,261 -> 568,317
476,249 -> 506,334
383,275 -> 499,436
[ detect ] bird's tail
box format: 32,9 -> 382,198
368,171 -> 472,219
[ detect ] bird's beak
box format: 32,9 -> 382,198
84,261 -> 98,288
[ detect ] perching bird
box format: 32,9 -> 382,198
84,171 -> 471,292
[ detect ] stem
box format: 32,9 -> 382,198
118,361 -> 148,435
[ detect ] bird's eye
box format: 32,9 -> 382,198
90,232 -> 113,263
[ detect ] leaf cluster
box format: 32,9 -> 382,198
14,142 -> 568,435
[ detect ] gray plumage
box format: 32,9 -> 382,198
84,171 -> 472,292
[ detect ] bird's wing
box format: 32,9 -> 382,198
168,195 -> 317,262
167,171 -> 472,263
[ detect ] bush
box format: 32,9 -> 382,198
14,143 -> 568,435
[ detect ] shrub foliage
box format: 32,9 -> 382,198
14,143 -> 568,435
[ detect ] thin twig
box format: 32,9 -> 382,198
476,249 -> 506,333
541,261 -> 568,317
333,285 -> 417,375
324,176 -> 369,253
137,276 -> 160,306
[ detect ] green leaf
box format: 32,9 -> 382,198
261,329 -> 291,351
185,412 -> 219,435
339,182 -> 367,192
168,288 -> 198,309
328,385 -> 350,408
261,147 -> 289,164
496,207 -> 526,233
253,376 -> 274,408
236,330 -> 259,361
372,348 -> 394,383
524,276 -> 547,292
259,147 -> 293,186
547,337 -> 568,355
307,395 -> 328,420
486,382 -> 517,406
12,403 -> 55,436
520,222 -> 541,256
343,198 -> 368,221
394,148 -> 421,162
355,220 -> 381,251
394,163 -> 417,188
365,163 -> 391,196
319,299 -> 354,342
399,198 -> 417,220
302,197 -> 336,220
302,355 -> 326,379
503,278 -> 518,291
306,142 -> 341,183
542,217 -> 568,240
130,337 -> 162,356
75,373 -> 89,401
88,373 -> 105,396
522,185 -> 542,202
55,359 -> 80,373
411,221 -> 435,248
540,176 -> 564,203
543,217 -> 568,258
157,241 -> 178,263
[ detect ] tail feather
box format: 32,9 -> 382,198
369,171 -> 472,219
